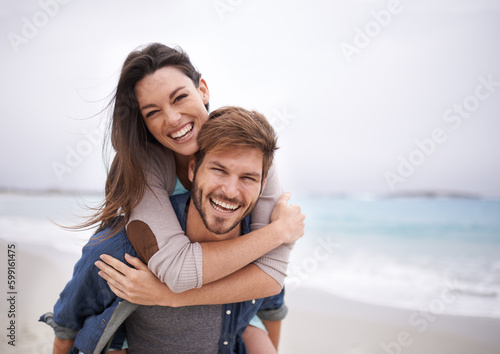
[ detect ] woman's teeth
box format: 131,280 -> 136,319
170,123 -> 193,140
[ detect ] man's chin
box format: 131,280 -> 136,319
205,218 -> 240,236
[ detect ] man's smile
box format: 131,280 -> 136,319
209,196 -> 241,214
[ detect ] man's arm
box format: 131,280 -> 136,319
262,320 -> 282,351
41,228 -> 134,353
53,338 -> 74,354
257,287 -> 287,351
97,254 -> 281,306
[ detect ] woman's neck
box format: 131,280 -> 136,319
174,153 -> 192,190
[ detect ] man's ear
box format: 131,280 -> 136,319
198,78 -> 209,105
259,176 -> 268,196
188,155 -> 196,183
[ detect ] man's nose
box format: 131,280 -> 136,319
221,177 -> 239,199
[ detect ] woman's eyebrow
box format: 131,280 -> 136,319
140,103 -> 156,111
140,86 -> 187,111
169,86 -> 186,99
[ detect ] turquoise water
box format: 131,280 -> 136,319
288,197 -> 500,318
1,193 -> 499,318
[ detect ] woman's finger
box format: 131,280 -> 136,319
96,262 -> 128,294
99,254 -> 134,275
277,192 -> 291,206
106,281 -> 129,301
124,253 -> 148,270
95,258 -> 125,278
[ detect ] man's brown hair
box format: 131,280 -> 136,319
194,106 -> 278,180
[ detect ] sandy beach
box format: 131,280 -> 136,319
0,240 -> 499,354
281,287 -> 500,354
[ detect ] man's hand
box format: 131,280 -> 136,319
269,192 -> 305,244
95,254 -> 174,306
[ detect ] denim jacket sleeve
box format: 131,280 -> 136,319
40,227 -> 137,342
257,288 -> 288,321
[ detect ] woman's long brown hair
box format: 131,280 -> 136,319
75,43 -> 206,238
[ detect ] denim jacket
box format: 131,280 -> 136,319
40,192 -> 286,354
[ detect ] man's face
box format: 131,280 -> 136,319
189,146 -> 265,236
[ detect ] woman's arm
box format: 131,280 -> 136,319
96,254 -> 282,306
129,146 -> 303,292
200,192 -> 303,285
249,163 -> 296,286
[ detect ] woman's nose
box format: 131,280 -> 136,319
164,107 -> 182,125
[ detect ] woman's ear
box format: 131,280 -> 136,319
188,156 -> 196,182
199,78 -> 209,105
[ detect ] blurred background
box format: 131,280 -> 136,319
1,1 -> 500,352
1,0 -> 499,197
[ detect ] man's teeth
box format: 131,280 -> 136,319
211,198 -> 239,212
170,124 -> 193,139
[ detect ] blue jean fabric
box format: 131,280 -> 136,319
40,192 -> 286,354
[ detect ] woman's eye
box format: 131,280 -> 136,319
145,110 -> 159,118
174,94 -> 188,103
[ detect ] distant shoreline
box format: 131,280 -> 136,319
1,187 -> 499,200
0,188 -> 104,197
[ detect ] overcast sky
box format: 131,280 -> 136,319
1,0 -> 499,197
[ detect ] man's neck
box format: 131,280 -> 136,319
174,153 -> 192,191
185,199 -> 241,242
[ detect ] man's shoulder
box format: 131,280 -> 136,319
84,226 -> 134,261
241,215 -> 251,235
170,191 -> 190,207
169,191 -> 190,230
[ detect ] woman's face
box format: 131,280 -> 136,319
135,66 -> 210,156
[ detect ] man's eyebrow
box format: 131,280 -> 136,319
140,86 -> 186,111
207,161 -> 226,169
208,161 -> 261,179
242,171 -> 261,179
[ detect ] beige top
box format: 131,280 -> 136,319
127,144 -> 293,293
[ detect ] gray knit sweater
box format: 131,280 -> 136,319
126,144 -> 293,293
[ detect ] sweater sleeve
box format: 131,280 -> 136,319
127,144 -> 203,293
251,163 -> 295,287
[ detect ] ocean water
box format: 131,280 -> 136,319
287,196 -> 500,319
0,193 -> 499,319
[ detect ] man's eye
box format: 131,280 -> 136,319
243,177 -> 257,182
174,94 -> 188,103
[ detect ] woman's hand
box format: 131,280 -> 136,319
95,253 -> 176,306
269,192 -> 305,244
